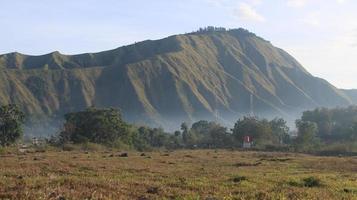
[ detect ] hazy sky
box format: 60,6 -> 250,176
1,0 -> 357,88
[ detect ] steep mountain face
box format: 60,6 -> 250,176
0,29 -> 353,128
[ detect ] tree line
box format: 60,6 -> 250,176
51,108 -> 293,150
1,105 -> 357,153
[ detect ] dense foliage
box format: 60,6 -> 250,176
52,107 -> 293,151
301,106 -> 357,141
46,106 -> 357,154
0,104 -> 25,146
59,107 -> 130,145
295,120 -> 319,151
186,120 -> 232,148
295,106 -> 357,153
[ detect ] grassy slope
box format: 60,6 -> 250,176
0,149 -> 356,199
0,29 -> 352,126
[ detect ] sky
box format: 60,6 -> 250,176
1,0 -> 357,89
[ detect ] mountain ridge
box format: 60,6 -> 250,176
0,28 -> 355,128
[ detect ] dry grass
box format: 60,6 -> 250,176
0,149 -> 356,200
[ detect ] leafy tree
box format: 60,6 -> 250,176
295,120 -> 319,151
136,126 -> 173,148
191,120 -> 210,135
59,107 -> 129,145
196,26 -> 227,33
269,118 -> 290,144
207,123 -> 231,148
232,117 -> 273,147
181,122 -> 189,145
150,128 -> 169,147
300,106 -> 357,142
174,130 -> 181,137
301,108 -> 333,139
190,120 -> 232,148
0,104 -> 25,146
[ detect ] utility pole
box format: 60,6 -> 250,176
214,94 -> 219,122
250,93 -> 254,116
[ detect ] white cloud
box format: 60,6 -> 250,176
234,2 -> 265,22
202,0 -> 265,23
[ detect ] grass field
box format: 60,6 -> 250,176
0,149 -> 356,200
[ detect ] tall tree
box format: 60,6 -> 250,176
295,120 -> 319,150
270,118 -> 290,144
0,104 -> 25,147
232,117 -> 273,146
60,107 -> 129,145
181,122 -> 189,144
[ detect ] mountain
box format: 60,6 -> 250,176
0,28 -> 354,128
341,89 -> 357,104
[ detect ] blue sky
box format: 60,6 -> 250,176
1,0 -> 357,88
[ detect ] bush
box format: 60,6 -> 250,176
287,177 -> 322,188
287,180 -> 301,187
303,177 -> 321,187
232,176 -> 247,183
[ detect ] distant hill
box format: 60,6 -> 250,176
0,28 -> 354,128
341,89 -> 357,104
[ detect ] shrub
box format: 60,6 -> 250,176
287,180 -> 301,187
232,175 -> 247,183
0,104 -> 25,147
303,177 -> 321,187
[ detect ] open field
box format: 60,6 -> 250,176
0,149 -> 356,200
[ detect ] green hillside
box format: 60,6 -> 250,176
0,28 -> 353,127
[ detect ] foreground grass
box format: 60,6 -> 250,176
0,149 -> 356,200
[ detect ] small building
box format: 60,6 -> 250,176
243,136 -> 252,148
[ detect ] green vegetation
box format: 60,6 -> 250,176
1,103 -> 356,155
49,108 -> 293,151
301,106 -> 357,141
58,107 -> 130,145
294,120 -> 319,151
0,104 -> 25,147
232,175 -> 248,183
302,177 -> 322,187
40,106 -> 357,155
296,106 -> 357,154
